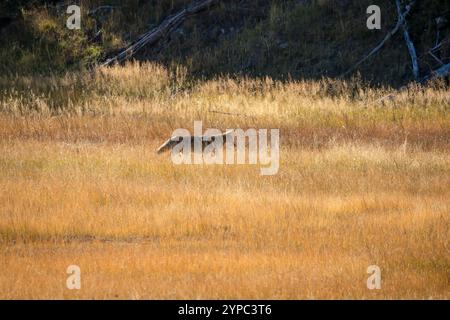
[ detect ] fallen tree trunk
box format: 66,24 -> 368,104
101,0 -> 218,67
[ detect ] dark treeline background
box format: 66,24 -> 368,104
1,0 -> 449,86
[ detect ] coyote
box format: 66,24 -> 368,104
156,130 -> 234,154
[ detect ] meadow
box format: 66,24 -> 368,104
0,63 -> 448,299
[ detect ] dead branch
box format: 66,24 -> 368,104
88,6 -> 114,16
208,109 -> 256,119
101,0 -> 218,67
396,0 -> 419,80
341,1 -> 415,77
372,61 -> 450,105
428,51 -> 444,66
421,62 -> 450,82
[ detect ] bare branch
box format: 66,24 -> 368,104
421,62 -> 450,82
396,0 -> 419,80
208,109 -> 256,119
100,0 -> 218,67
373,61 -> 450,105
341,1 -> 415,77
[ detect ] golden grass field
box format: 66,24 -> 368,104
0,63 -> 449,299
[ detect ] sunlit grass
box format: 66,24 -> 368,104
0,63 -> 448,299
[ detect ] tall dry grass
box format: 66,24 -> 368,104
0,62 -> 449,299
